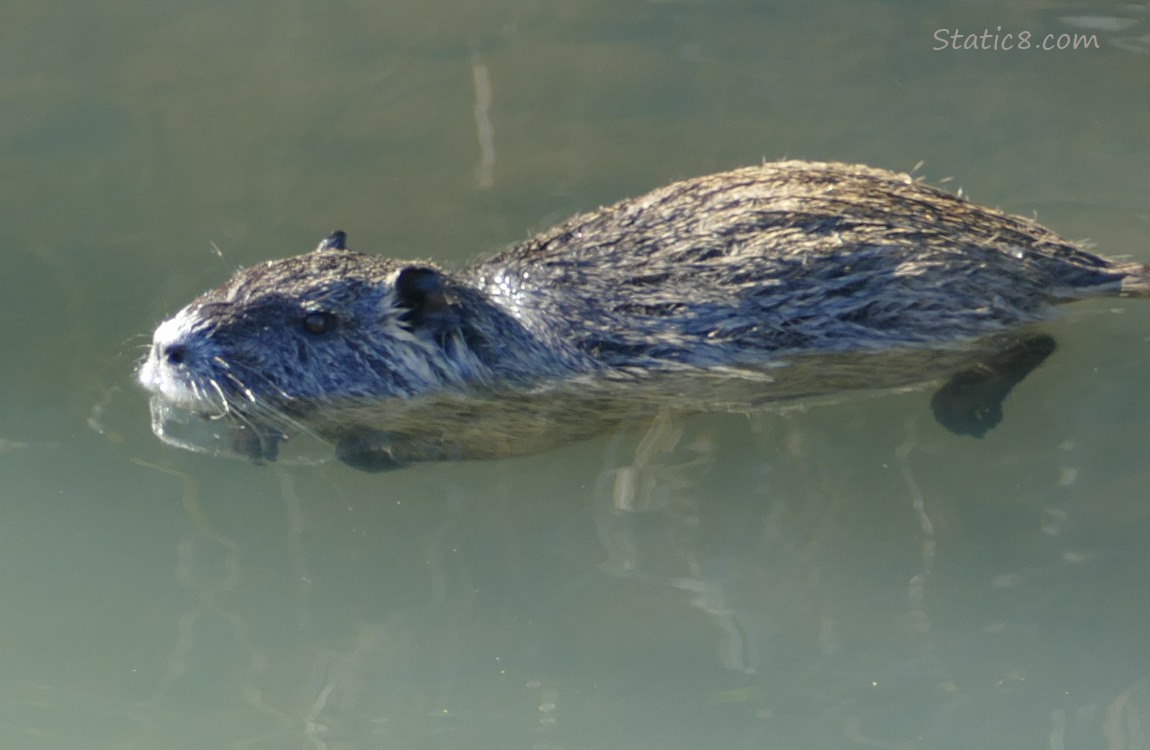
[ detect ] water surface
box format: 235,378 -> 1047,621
3,0 -> 1150,747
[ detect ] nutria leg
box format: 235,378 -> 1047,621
230,423 -> 282,463
335,433 -> 409,472
930,334 -> 1056,438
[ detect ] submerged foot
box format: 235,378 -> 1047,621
930,334 -> 1057,438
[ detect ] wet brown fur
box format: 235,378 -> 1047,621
140,161 -> 1148,468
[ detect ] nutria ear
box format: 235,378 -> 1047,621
315,230 -> 348,252
394,266 -> 453,328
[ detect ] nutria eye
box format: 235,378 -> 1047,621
302,311 -> 336,335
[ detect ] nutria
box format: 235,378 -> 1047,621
138,161 -> 1148,470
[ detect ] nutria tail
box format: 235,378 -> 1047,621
1118,262 -> 1150,298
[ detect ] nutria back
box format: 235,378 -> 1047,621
474,162 -> 1137,364
138,161 -> 1148,469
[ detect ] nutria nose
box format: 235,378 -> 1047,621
162,343 -> 188,365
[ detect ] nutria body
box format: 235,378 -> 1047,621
139,161 -> 1148,469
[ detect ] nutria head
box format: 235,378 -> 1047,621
138,232 -> 493,426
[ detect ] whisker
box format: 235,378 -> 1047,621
201,379 -> 231,419
217,368 -> 259,404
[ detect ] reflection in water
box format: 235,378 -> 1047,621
593,413 -> 764,673
582,409 -> 1150,748
8,401 -> 1150,748
471,52 -> 496,190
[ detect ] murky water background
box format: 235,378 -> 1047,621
2,0 -> 1150,748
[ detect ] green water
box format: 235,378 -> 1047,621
2,0 -> 1150,747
